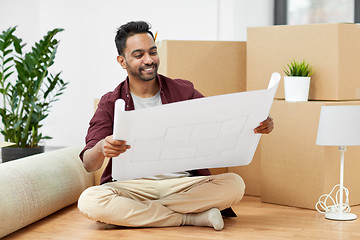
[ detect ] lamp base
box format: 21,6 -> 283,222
325,212 -> 357,221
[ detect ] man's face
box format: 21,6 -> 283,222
118,33 -> 160,82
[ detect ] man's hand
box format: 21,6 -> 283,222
101,135 -> 131,158
254,116 -> 274,134
82,135 -> 131,172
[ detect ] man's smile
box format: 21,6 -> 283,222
140,64 -> 157,73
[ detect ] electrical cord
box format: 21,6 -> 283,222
315,184 -> 352,214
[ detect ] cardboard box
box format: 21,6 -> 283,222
209,168 -> 228,175
228,146 -> 261,196
157,40 -> 246,97
261,100 -> 360,209
247,23 -> 360,101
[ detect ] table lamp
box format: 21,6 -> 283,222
316,105 -> 360,221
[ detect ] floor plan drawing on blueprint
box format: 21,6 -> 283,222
112,72 -> 280,181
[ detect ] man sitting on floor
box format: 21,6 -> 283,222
77,21 -> 274,231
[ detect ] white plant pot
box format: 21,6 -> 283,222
284,76 -> 310,102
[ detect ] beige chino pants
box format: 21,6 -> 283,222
78,172 -> 245,228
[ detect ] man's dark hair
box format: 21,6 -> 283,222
115,21 -> 155,56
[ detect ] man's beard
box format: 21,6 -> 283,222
126,61 -> 159,82
138,63 -> 158,81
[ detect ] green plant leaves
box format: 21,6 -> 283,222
0,26 -> 68,148
283,59 -> 314,77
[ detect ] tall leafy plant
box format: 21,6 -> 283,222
0,26 -> 68,148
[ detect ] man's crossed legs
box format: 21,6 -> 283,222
78,173 -> 245,231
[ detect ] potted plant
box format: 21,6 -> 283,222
283,59 -> 314,102
0,26 -> 68,162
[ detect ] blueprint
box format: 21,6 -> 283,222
112,72 -> 280,181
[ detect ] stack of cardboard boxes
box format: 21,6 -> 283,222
247,23 -> 360,209
157,23 -> 360,209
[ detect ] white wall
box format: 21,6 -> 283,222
0,0 -> 273,148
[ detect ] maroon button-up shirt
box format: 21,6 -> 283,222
80,74 -> 211,184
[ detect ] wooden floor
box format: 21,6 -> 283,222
3,196 -> 360,240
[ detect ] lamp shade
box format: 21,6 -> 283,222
316,106 -> 360,146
